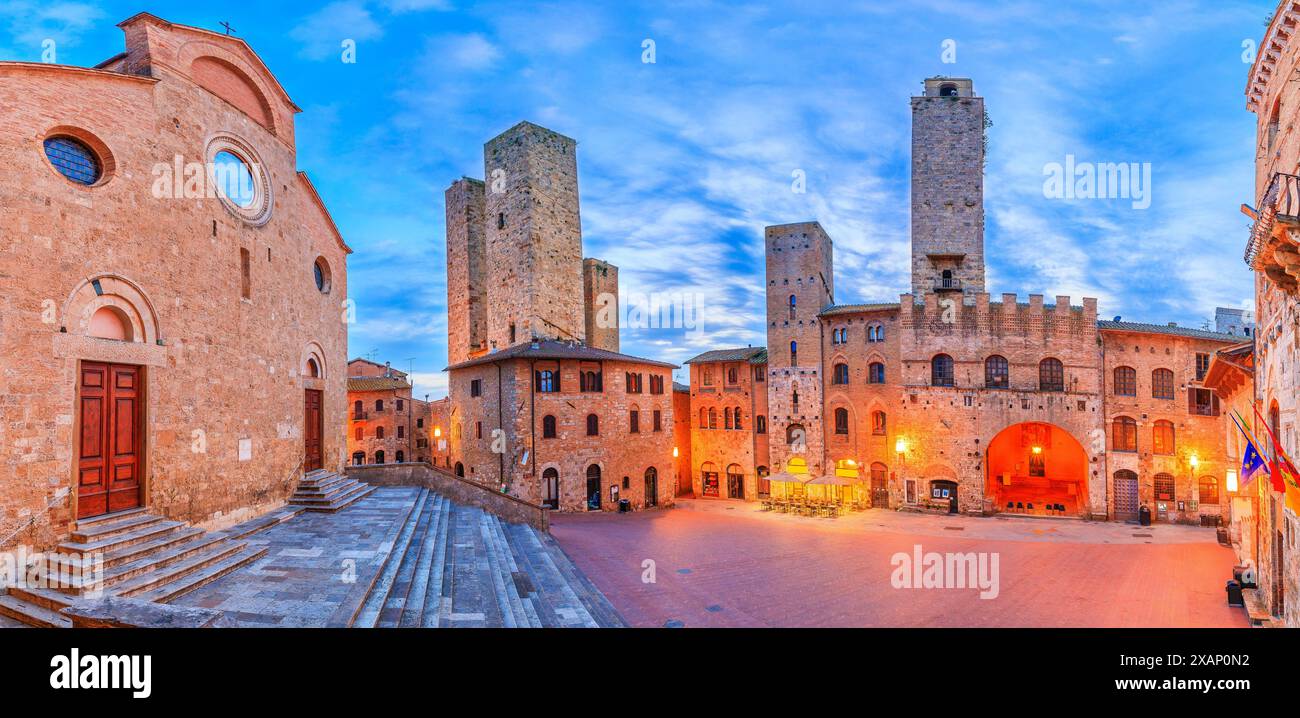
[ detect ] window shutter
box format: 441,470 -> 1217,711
1187,388 -> 1195,414
555,370 -> 561,392
1211,392 -> 1220,417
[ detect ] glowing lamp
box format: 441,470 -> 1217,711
895,438 -> 907,454
1189,454 -> 1199,470
1226,470 -> 1238,494
846,459 -> 857,467
673,447 -> 679,458
433,427 -> 442,438
1032,446 -> 1043,455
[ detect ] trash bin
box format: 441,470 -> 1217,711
618,499 -> 631,514
1139,505 -> 1151,526
1225,580 -> 1244,607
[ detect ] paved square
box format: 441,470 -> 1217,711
550,501 -> 1249,628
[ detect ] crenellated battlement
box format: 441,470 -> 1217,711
900,292 -> 1099,341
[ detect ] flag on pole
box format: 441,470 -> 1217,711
1252,404 -> 1300,512
1230,413 -> 1268,488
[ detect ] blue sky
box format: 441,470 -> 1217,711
0,0 -> 1275,399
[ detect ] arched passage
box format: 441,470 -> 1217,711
986,422 -> 1088,516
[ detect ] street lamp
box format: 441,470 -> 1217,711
895,438 -> 907,455
1226,469 -> 1238,494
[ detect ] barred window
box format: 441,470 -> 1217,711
1113,366 -> 1137,396
1198,476 -> 1219,505
931,354 -> 954,387
1039,358 -> 1064,392
985,355 -> 1009,389
1152,369 -> 1174,400
44,136 -> 101,185
1154,473 -> 1176,502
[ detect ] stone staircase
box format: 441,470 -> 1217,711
336,488 -> 625,628
289,469 -> 375,512
0,507 -> 269,628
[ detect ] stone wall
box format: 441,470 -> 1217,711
689,359 -> 769,499
347,462 -> 550,531
583,258 -> 620,352
444,178 -> 487,365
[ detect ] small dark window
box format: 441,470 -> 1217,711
44,136 -> 101,185
755,416 -> 767,434
653,410 -> 662,432
376,427 -> 385,440
833,363 -> 850,385
733,406 -> 742,431
396,451 -> 405,464
397,425 -> 405,439
475,421 -> 483,439
1195,353 -> 1211,381
586,414 -> 600,436
939,83 -> 958,97
790,341 -> 798,366
396,399 -> 404,412
240,248 -> 251,300
497,212 -> 506,229
630,410 -> 640,433
376,400 -> 384,411
417,418 -> 424,428
543,415 -> 557,438
1039,358 -> 1064,392
375,450 -> 385,464
931,354 -> 954,387
834,408 -> 849,435
536,370 -> 559,393
470,379 -> 482,397
868,363 -> 885,384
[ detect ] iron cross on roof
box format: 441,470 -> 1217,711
219,21 -> 237,36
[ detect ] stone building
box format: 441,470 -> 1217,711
672,382 -> 693,495
0,12 -> 350,550
441,122 -> 678,512
1240,0 -> 1300,626
683,348 -> 769,500
346,359 -> 422,466
686,77 -> 1243,526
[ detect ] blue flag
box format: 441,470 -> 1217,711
1235,416 -> 1267,488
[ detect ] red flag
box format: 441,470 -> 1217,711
1253,403 -> 1289,493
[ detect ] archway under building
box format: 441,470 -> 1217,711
986,422 -> 1088,517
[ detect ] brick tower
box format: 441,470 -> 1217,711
910,77 -> 985,299
583,258 -> 620,352
765,222 -> 834,476
483,122 -> 586,350
445,178 -> 487,365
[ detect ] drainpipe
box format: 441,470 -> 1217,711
497,361 -> 505,486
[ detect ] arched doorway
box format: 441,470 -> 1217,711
352,452 -> 365,466
374,450 -> 385,465
1113,470 -> 1139,521
542,468 -> 560,510
986,422 -> 1088,516
644,467 -> 658,508
586,464 -> 602,511
454,462 -> 464,477
726,464 -> 744,499
756,466 -> 771,498
870,462 -> 889,508
700,462 -> 719,497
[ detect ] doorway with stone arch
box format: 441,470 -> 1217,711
986,422 -> 1089,517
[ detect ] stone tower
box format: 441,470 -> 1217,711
765,222 -> 834,477
911,77 -> 985,299
445,178 -> 487,365
483,122 -> 586,350
583,258 -> 620,352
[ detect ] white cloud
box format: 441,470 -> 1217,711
290,1 -> 383,61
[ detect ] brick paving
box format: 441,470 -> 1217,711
550,500 -> 1250,628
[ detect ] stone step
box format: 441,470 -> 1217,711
55,532 -> 234,593
442,505 -> 504,628
112,541 -> 247,598
290,479 -> 367,503
96,526 -> 206,569
74,507 -> 148,529
419,495 -> 454,628
225,507 -> 305,540
296,474 -> 347,493
376,491 -> 440,627
323,488 -> 426,628
400,494 -> 446,628
7,585 -> 75,613
70,512 -> 166,543
0,593 -> 71,628
135,545 -> 267,604
354,489 -> 429,628
527,527 -> 626,628
497,520 -> 596,628
489,514 -> 542,627
292,484 -> 375,513
59,520 -> 187,556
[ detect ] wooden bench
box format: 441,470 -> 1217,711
1242,588 -> 1273,627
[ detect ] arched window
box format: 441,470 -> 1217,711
786,423 -> 805,447
376,399 -> 384,412
939,82 -> 958,97
724,407 -> 733,430
306,357 -> 319,377
354,400 -> 363,418
868,362 -> 885,384
542,415 -> 557,439
644,467 -> 659,508
580,370 -> 602,392
733,407 -> 743,431
931,354 -> 954,387
727,367 -> 738,383
834,408 -> 849,435
1198,476 -> 1219,505
1113,416 -> 1137,452
1151,369 -> 1175,400
375,450 -> 386,464
586,414 -> 600,436
833,363 -> 850,385
1113,366 -> 1137,396
984,355 -> 1009,389
536,369 -> 559,393
1154,472 -> 1176,502
630,409 -> 640,433
352,451 -> 365,466
790,341 -> 798,366
867,324 -> 885,343
872,410 -> 886,435
1039,358 -> 1064,392
396,451 -> 405,463
756,415 -> 767,434
354,427 -> 363,441
705,407 -> 715,429
376,427 -> 385,440
455,462 -> 465,477
1153,420 -> 1175,455
586,464 -> 603,509
699,407 -> 709,429
788,295 -> 797,319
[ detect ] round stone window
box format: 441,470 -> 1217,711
313,257 -> 332,294
205,134 -> 272,225
44,136 -> 102,185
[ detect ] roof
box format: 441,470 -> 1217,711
347,377 -> 411,392
683,347 -> 768,365
1096,320 -> 1242,343
444,340 -> 678,371
819,303 -> 901,317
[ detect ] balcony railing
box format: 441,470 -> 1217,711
1246,172 -> 1300,273
934,277 -> 963,292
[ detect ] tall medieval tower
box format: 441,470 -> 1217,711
445,178 -> 487,365
910,77 -> 985,299
765,222 -> 834,476
483,122 -> 586,350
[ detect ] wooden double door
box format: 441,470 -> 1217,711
78,362 -> 143,520
304,389 -> 324,473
